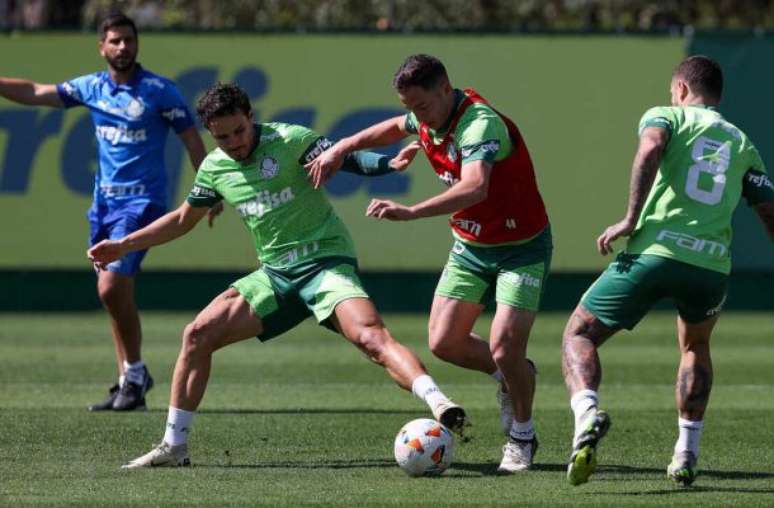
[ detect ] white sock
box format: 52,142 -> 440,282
123,360 -> 146,386
674,418 -> 703,457
118,375 -> 126,387
570,389 -> 599,439
163,406 -> 194,446
509,418 -> 535,441
490,370 -> 504,384
411,375 -> 450,412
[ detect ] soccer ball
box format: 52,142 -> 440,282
393,418 -> 454,477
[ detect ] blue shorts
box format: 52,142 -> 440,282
88,201 -> 167,276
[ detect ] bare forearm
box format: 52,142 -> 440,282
625,156 -> 658,221
411,182 -> 486,219
336,116 -> 408,154
624,133 -> 665,222
0,78 -> 61,107
120,209 -> 197,252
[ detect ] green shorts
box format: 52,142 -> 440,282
581,253 -> 728,330
232,256 -> 369,341
435,226 -> 553,311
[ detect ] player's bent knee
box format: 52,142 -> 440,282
428,335 -> 458,362
489,336 -> 525,365
181,320 -> 218,358
354,325 -> 389,362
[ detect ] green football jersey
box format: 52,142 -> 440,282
187,123 -> 356,268
405,89 -> 512,165
625,105 -> 768,274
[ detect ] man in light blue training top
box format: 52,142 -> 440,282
0,12 -> 218,411
562,55 -> 774,487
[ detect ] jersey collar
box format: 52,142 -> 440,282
686,103 -> 717,111
104,63 -> 146,94
428,88 -> 466,137
240,124 -> 263,166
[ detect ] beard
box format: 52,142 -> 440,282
106,52 -> 136,73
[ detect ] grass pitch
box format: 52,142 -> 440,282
1,311 -> 773,506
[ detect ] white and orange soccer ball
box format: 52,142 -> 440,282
393,418 -> 454,477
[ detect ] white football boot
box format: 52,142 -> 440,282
122,442 -> 190,469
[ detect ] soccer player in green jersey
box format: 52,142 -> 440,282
88,82 -> 466,468
307,54 -> 552,473
562,55 -> 774,487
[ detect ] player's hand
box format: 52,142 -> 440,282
87,240 -> 125,270
597,218 -> 636,255
366,199 -> 416,221
304,145 -> 347,189
207,201 -> 224,228
389,141 -> 421,172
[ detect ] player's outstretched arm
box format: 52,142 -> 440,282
366,159 -> 491,221
88,202 -> 208,268
755,202 -> 774,243
306,115 -> 410,188
339,141 -> 421,178
597,126 -> 668,255
0,77 -> 63,107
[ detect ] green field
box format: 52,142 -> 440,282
1,311 -> 773,506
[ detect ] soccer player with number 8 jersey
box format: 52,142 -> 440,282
562,55 -> 774,487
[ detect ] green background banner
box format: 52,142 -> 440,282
1,34 -> 685,271
690,33 -> 774,270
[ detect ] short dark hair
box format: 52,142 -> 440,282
100,12 -> 137,40
673,55 -> 723,101
392,54 -> 449,91
197,82 -> 252,126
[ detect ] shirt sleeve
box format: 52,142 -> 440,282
159,83 -> 195,134
186,160 -> 223,207
56,74 -> 93,109
638,106 -> 676,140
456,105 -> 511,165
298,134 -> 334,165
742,146 -> 774,206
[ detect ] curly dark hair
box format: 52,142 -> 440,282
392,54 -> 449,92
196,82 -> 252,127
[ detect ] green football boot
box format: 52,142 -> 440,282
567,410 -> 611,486
667,451 -> 698,487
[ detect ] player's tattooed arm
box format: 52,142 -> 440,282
626,127 -> 668,221
597,126 -> 668,255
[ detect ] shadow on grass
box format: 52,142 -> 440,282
581,464 -> 774,496
201,460 -> 504,476
148,408 -> 427,416
199,458 -> 397,470
205,461 -> 569,477
596,463 -> 774,480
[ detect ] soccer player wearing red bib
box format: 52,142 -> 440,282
307,54 -> 552,472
